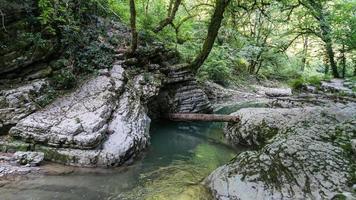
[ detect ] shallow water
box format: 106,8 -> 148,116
0,121 -> 240,200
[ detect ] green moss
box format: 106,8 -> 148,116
36,87 -> 58,108
0,139 -> 34,153
331,194 -> 347,200
34,146 -> 72,164
255,120 -> 280,146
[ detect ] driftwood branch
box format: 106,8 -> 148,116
168,113 -> 240,122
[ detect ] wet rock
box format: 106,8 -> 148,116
206,103 -> 356,200
13,151 -> 44,166
0,163 -> 37,177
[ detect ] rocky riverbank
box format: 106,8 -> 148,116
204,81 -> 356,200
1,59 -> 211,168
0,0 -> 212,169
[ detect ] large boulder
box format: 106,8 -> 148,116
205,103 -> 356,200
9,72 -> 123,149
5,65 -> 161,167
225,107 -> 325,146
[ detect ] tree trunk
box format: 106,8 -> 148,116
341,44 -> 346,78
324,38 -> 339,77
190,0 -> 231,71
303,0 -> 339,78
129,0 -> 138,54
255,60 -> 263,75
154,0 -> 182,32
168,113 -> 240,122
324,55 -> 329,75
301,35 -> 308,72
318,10 -> 339,77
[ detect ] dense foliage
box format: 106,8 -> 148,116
32,0 -> 116,89
107,0 -> 355,86
7,0 -> 356,88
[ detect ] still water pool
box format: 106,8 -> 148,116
1,121 -> 240,200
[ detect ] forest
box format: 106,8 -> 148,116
0,0 -> 355,199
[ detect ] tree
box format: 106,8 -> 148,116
129,0 -> 138,54
331,0 -> 356,78
301,35 -> 309,71
299,0 -> 340,77
190,0 -> 231,71
154,0 -> 182,33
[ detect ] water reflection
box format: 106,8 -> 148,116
1,121 -> 238,200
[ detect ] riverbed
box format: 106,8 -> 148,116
0,119 -> 243,200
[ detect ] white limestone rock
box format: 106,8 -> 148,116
206,103 -> 356,200
7,65 -> 162,167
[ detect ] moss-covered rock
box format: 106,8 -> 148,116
206,103 -> 356,200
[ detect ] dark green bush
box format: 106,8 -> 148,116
51,69 -> 77,89
74,41 -> 114,73
289,77 -> 305,90
307,75 -> 323,86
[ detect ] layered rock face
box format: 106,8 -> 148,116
157,64 -> 212,114
1,47 -> 211,167
0,80 -> 50,128
3,65 -> 164,167
206,103 -> 356,199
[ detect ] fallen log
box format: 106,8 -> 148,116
168,113 -> 240,122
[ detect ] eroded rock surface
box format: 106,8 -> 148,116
3,65 -> 163,167
225,107 -> 325,146
157,64 -> 212,114
9,71 -> 123,149
0,79 -> 50,127
206,103 -> 356,200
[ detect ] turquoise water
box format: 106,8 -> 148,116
1,121 -> 240,200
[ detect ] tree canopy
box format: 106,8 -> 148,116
15,0 -> 356,85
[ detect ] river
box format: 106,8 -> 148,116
0,120 -> 241,200
1,102 -> 265,200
